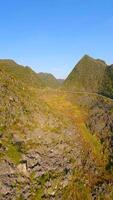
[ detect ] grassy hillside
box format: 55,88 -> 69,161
63,55 -> 107,92
57,79 -> 64,84
63,55 -> 113,98
0,59 -> 44,88
100,65 -> 113,98
0,59 -> 113,199
38,72 -> 62,88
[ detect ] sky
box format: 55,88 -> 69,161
0,0 -> 113,78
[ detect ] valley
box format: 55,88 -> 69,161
0,56 -> 113,200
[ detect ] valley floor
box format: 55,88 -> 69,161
0,88 -> 113,200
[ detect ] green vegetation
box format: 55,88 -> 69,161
63,54 -> 113,98
38,172 -> 50,185
63,180 -> 91,200
38,72 -> 62,88
6,142 -> 22,164
63,55 -> 106,92
0,59 -> 44,88
100,65 -> 113,98
78,123 -> 106,166
33,188 -> 44,200
0,56 -> 113,199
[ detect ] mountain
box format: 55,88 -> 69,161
0,57 -> 113,200
0,59 -> 63,89
0,59 -> 44,88
100,64 -> 113,98
57,78 -> 64,84
38,72 -> 62,88
63,55 -> 107,93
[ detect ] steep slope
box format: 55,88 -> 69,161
0,60 -> 113,200
0,59 -> 44,88
63,55 -> 107,92
100,64 -> 113,98
38,72 -> 62,88
0,74 -> 113,200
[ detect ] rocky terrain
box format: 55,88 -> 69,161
0,57 -> 113,199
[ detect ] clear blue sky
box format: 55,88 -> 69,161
0,0 -> 113,78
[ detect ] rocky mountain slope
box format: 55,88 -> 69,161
0,58 -> 113,200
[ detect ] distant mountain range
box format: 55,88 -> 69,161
38,72 -> 63,88
0,59 -> 44,88
0,59 -> 63,89
1,55 -> 113,98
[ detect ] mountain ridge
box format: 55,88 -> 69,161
0,59 -> 45,88
38,72 -> 62,88
63,54 -> 113,98
0,56 -> 113,199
